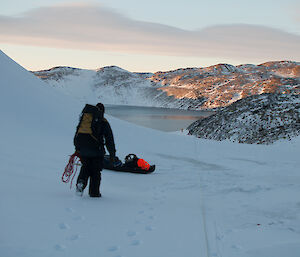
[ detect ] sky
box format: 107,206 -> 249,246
0,0 -> 299,72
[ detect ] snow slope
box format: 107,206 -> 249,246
1,51 -> 300,257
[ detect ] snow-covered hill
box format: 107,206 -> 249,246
33,66 -> 204,109
1,51 -> 300,257
33,61 -> 300,110
187,93 -> 300,144
0,51 -> 80,159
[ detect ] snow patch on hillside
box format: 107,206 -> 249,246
188,93 -> 300,144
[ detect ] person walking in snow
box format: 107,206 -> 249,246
74,103 -> 116,197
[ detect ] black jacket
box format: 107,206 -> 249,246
74,108 -> 116,158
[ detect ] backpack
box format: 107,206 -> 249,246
74,104 -> 103,148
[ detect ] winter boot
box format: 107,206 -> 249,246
89,193 -> 102,198
76,182 -> 84,197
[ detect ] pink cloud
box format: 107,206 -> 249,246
0,3 -> 299,62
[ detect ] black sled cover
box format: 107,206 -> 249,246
103,155 -> 155,174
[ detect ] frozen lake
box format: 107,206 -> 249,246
106,105 -> 213,132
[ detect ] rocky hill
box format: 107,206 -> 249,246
187,93 -> 300,144
150,61 -> 300,109
33,61 -> 300,110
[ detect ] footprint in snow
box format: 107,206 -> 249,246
231,244 -> 242,250
127,230 -> 137,237
107,245 -> 119,252
131,240 -> 141,246
54,244 -> 66,251
145,225 -> 154,231
65,207 -> 75,213
73,215 -> 85,221
59,223 -> 70,230
148,215 -> 155,220
69,234 -> 80,241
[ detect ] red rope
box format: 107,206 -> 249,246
62,152 -> 81,189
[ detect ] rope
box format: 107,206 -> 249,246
62,152 -> 81,189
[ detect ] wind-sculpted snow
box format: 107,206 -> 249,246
33,61 -> 300,110
188,93 -> 300,144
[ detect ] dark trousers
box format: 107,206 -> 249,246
77,156 -> 103,196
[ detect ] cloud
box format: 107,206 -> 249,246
294,6 -> 300,23
0,3 -> 299,62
